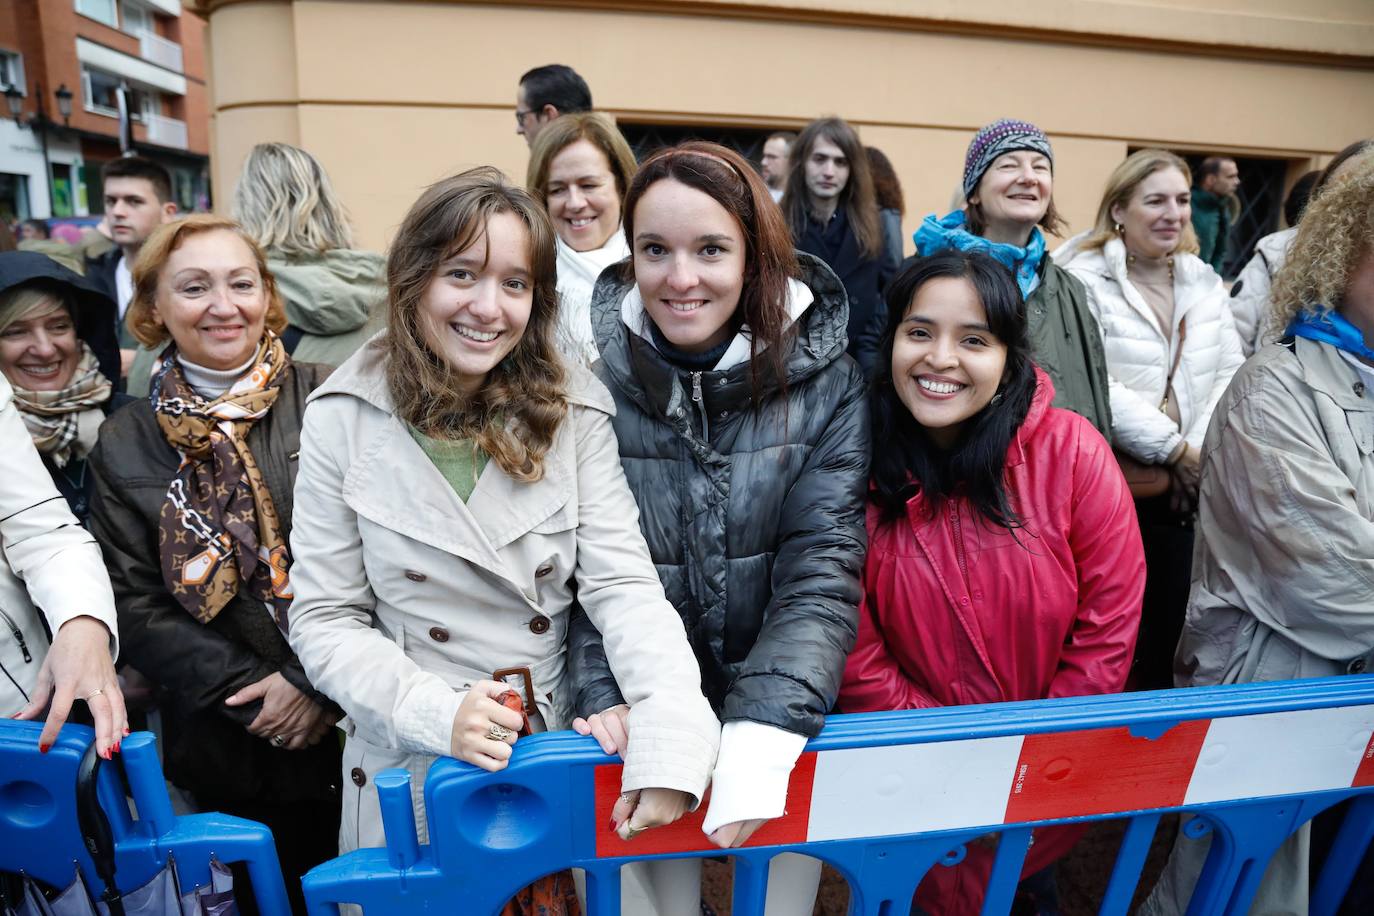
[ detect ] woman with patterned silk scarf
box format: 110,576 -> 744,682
0,251 -> 124,523
86,214 -> 341,913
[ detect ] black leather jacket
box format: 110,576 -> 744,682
569,253 -> 868,738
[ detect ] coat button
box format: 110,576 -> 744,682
1349,657 -> 1368,674
405,570 -> 427,582
351,767 -> 366,787
535,563 -> 554,578
429,627 -> 450,643
529,617 -> 551,635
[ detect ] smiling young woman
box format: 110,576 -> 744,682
1055,149 -> 1245,690
527,112 -> 638,366
283,168 -> 719,905
842,248 -> 1144,916
567,142 -> 869,915
913,118 -> 1112,440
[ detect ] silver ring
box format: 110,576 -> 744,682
86,688 -> 104,701
270,734 -> 286,748
485,723 -> 514,741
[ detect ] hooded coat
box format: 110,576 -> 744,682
124,248 -> 386,396
839,371 -> 1144,915
567,252 -> 868,740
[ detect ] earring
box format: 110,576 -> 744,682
990,390 -> 1005,406
1114,222 -> 1123,235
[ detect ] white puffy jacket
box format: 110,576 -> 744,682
1228,227 -> 1295,356
1,377 -> 118,715
1055,237 -> 1245,465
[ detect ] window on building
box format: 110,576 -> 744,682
0,173 -> 32,222
121,0 -> 151,37
0,50 -> 24,93
75,0 -> 119,28
82,67 -> 152,119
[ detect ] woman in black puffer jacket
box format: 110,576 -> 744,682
567,142 -> 867,915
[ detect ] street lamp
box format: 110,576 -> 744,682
4,83 -> 71,216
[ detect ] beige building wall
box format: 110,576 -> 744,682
194,0 -> 1374,252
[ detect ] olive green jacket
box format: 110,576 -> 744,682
1029,260 -> 1113,441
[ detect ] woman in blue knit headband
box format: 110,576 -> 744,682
1142,151 -> 1374,916
913,118 -> 1112,438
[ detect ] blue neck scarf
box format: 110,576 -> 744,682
1286,309 -> 1374,363
912,210 -> 1045,300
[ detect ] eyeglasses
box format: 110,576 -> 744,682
515,108 -> 535,125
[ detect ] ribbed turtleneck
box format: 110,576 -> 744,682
177,352 -> 257,399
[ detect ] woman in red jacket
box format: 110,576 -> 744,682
839,249 -> 1145,916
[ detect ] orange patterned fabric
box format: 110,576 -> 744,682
152,333 -> 294,631
501,869 -> 581,916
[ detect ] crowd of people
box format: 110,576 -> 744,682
1,58 -> 1371,916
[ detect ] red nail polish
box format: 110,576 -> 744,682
102,747 -> 112,760
113,741 -> 121,755
122,726 -> 130,736
608,817 -> 619,832
39,743 -> 50,754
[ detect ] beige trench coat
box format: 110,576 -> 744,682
287,338 -> 719,852
1143,336 -> 1374,916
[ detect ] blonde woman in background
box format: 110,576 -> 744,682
527,112 -> 637,365
125,143 -> 386,395
1055,149 -> 1244,690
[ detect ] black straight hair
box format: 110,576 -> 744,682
519,64 -> 592,115
869,249 -> 1037,530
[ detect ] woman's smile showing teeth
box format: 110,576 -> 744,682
666,299 -> 705,313
452,323 -> 501,343
916,375 -> 967,397
19,362 -> 61,379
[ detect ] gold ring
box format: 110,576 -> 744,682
623,824 -> 645,839
485,723 -> 514,741
86,688 -> 104,701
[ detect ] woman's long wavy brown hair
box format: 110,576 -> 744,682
386,167 -> 566,482
1269,153 -> 1374,335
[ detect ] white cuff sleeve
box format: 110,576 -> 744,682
395,679 -> 465,759
701,720 -> 807,836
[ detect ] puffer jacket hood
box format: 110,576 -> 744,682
591,251 -> 850,419
269,249 -> 386,336
571,251 -> 868,738
0,251 -> 120,386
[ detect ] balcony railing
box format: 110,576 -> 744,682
143,112 -> 187,149
139,31 -> 183,73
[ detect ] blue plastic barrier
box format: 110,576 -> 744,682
301,676 -> 1374,915
0,721 -> 291,914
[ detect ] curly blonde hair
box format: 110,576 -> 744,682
126,214 -> 287,349
1269,154 -> 1374,335
385,167 -> 566,482
1079,149 -> 1200,255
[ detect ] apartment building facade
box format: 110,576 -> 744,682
0,0 -> 210,222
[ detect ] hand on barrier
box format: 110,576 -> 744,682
449,679 -> 525,772
572,703 -> 630,756
707,818 -> 768,849
14,616 -> 126,758
224,671 -> 330,749
612,787 -> 694,841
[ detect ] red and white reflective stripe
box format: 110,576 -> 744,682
593,704 -> 1374,858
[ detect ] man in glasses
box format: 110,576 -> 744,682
516,64 -> 593,148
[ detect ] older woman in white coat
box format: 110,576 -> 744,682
3,375 -> 125,758
287,168 -> 720,866
1055,149 -> 1244,689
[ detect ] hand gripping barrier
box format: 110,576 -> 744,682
301,676 -> 1374,916
0,721 -> 291,914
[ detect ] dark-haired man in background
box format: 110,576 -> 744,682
516,64 -> 592,148
86,156 -> 177,374
1191,156 -> 1240,276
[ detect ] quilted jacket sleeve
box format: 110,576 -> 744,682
1048,420 -> 1146,699
1184,288 -> 1246,451
723,362 -> 868,737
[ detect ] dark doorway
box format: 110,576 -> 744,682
618,123 -> 781,177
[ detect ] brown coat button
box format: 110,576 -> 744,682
529,617 -> 550,635
351,767 -> 366,787
405,570 -> 426,582
535,563 -> 554,578
429,627 -> 450,642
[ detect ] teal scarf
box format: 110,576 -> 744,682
912,210 -> 1045,300
1287,309 -> 1374,363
